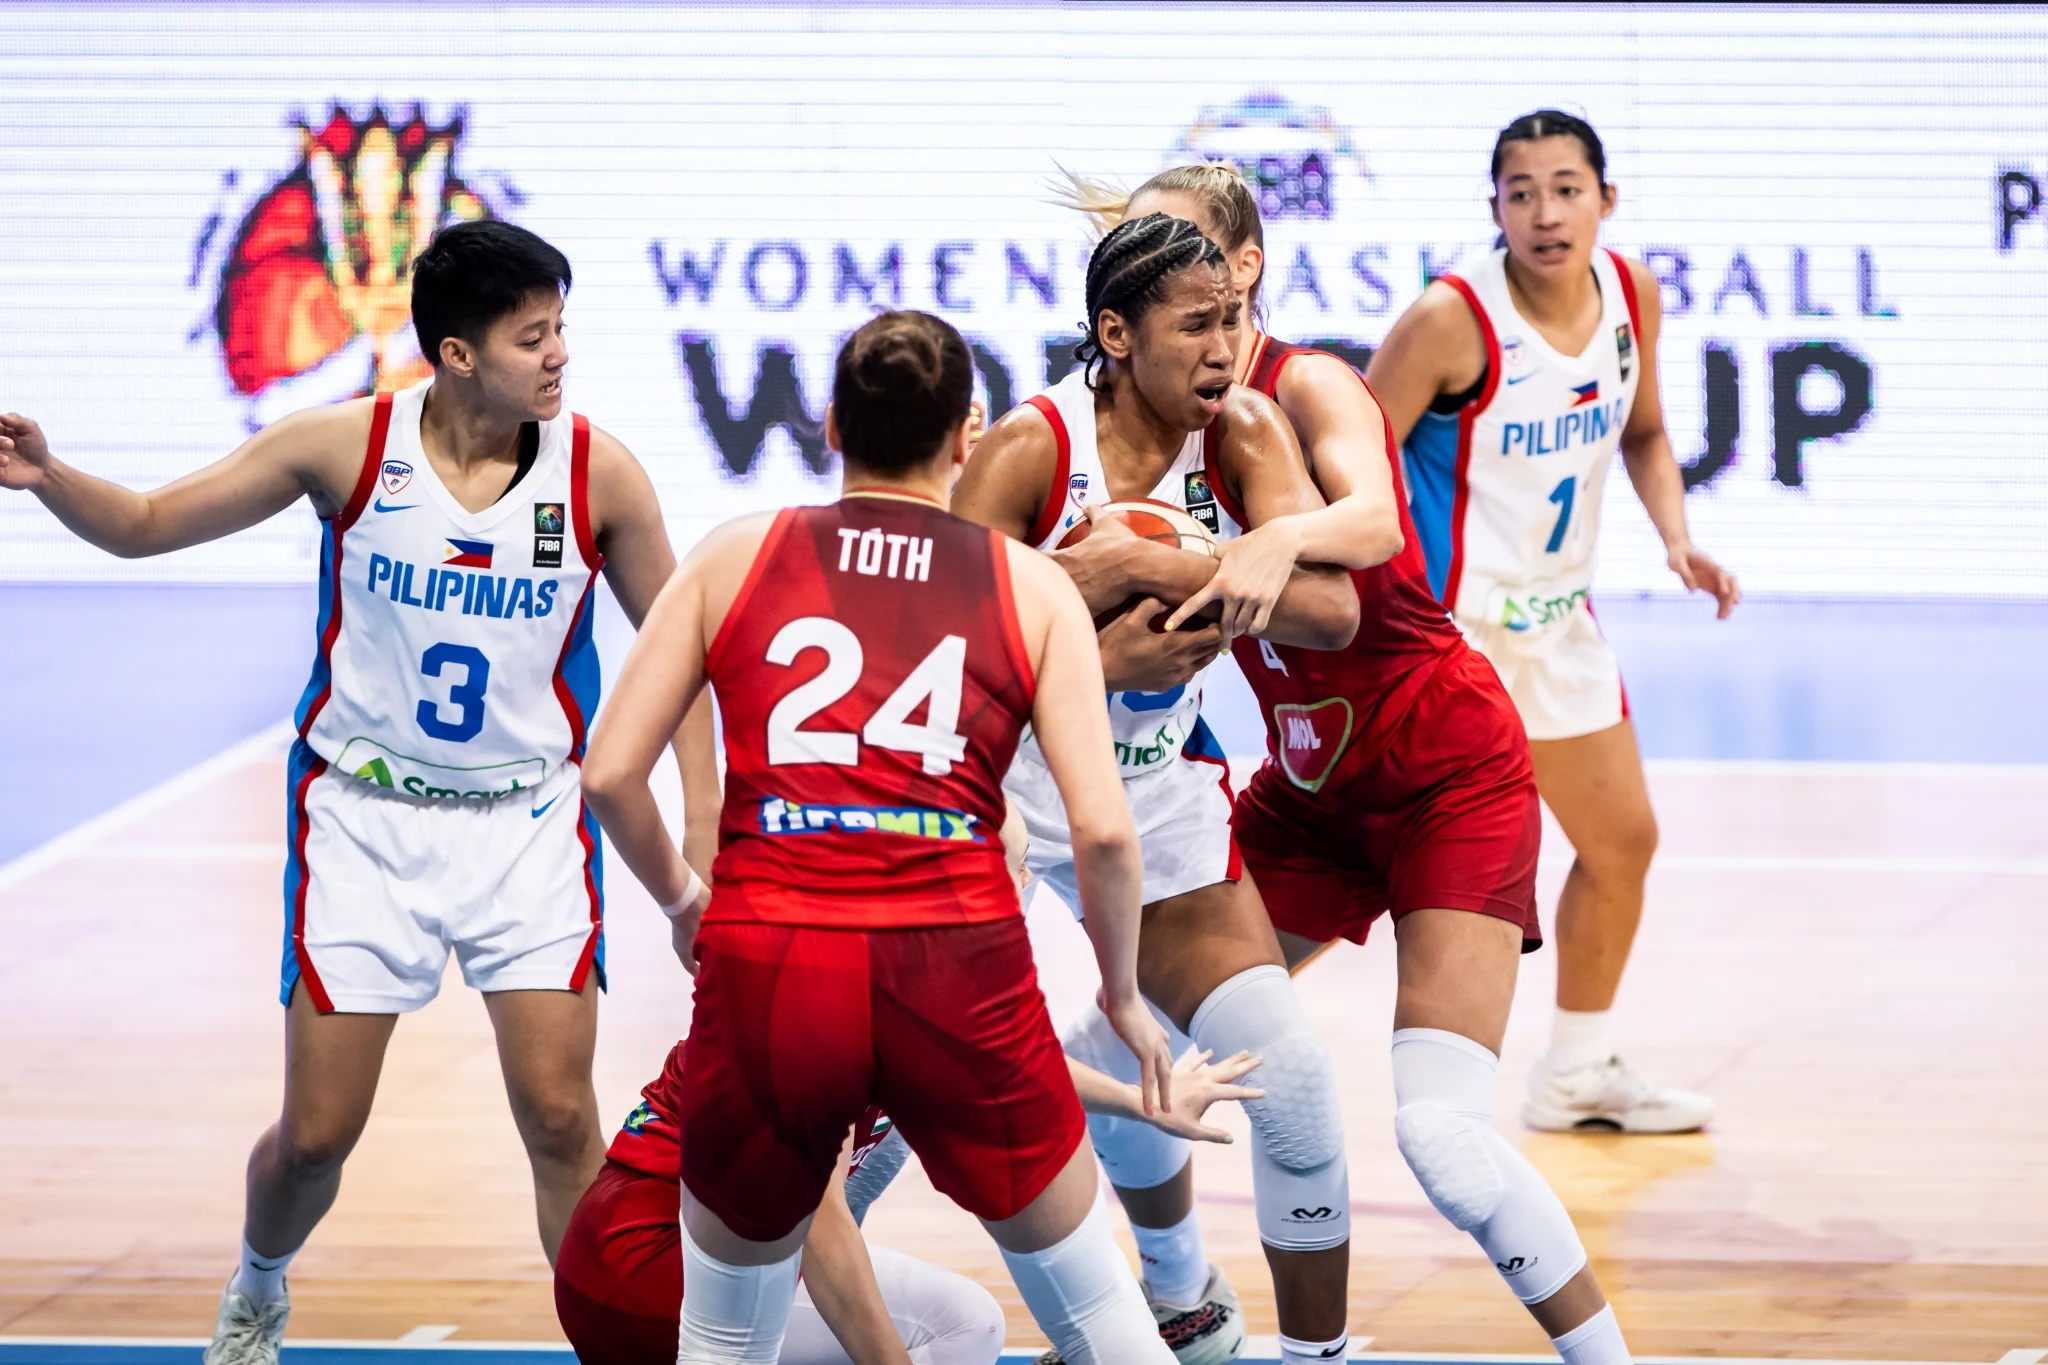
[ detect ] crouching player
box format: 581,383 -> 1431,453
582,309 -> 1189,1364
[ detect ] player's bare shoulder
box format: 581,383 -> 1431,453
1215,383 -> 1304,474
954,399 -> 1058,539
254,396 -> 382,518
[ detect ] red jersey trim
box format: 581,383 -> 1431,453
567,800 -> 604,992
1437,275 -> 1503,613
988,533 -> 1038,704
705,507 -> 796,677
1200,421 -> 1251,535
288,755 -> 336,1014
1021,395 -> 1071,547
569,414 -> 603,571
334,392 -> 391,532
550,577 -> 600,761
1605,249 -> 1644,338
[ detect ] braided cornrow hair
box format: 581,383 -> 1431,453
1074,212 -> 1226,391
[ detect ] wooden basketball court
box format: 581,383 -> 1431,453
2,729 -> 2044,1357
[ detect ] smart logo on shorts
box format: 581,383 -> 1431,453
193,104 -> 504,409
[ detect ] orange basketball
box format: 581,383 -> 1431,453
1055,498 -> 1218,556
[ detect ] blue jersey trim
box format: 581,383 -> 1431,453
582,799 -> 608,991
558,583 -> 602,760
292,521 -> 340,733
279,737 -> 321,1007
1404,411 -> 1462,603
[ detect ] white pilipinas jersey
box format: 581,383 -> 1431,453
297,381 -> 603,799
1403,247 -> 1641,638
1016,369 -> 1244,780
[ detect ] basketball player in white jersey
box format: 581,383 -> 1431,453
1368,111 -> 1739,1135
957,214 -> 1364,1365
0,221 -> 718,1365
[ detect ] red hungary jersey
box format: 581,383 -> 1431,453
1230,333 -> 1467,795
705,494 -> 1035,927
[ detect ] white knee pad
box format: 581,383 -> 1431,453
1188,965 -> 1350,1251
677,1218 -> 802,1364
1391,1028 -> 1588,1305
1062,1002 -> 1194,1191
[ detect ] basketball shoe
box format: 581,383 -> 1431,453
203,1280 -> 290,1365
1523,1054 -> 1714,1133
1032,1261 -> 1245,1365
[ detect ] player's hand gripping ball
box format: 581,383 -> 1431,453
1057,499 -> 1223,632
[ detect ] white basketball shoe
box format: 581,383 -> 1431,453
1523,1054 -> 1714,1133
203,1280 -> 290,1365
1032,1261 -> 1246,1365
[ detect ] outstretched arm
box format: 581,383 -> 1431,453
0,403 -> 369,556
795,1138 -> 917,1365
586,427 -> 725,875
1615,258 -> 1739,618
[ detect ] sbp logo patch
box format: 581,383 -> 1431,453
381,459 -> 414,495
1274,697 -> 1354,793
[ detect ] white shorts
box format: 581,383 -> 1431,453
281,739 -> 604,1013
1005,717 -> 1240,916
1460,602 -> 1626,742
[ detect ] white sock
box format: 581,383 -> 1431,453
1549,1008 -> 1611,1074
1131,1208 -> 1208,1307
1279,1330 -> 1350,1362
1000,1203 -> 1176,1364
228,1239 -> 296,1306
676,1219 -> 803,1364
1551,1304 -> 1631,1365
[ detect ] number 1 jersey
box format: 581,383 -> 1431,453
296,381 -> 603,800
705,495 -> 1036,928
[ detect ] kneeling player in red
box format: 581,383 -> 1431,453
583,309 -> 1182,1364
555,1040 -> 1262,1364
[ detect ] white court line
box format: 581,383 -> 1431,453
1995,1351 -> 2048,1365
1654,854 -> 2048,876
0,721 -> 292,896
397,1326 -> 461,1344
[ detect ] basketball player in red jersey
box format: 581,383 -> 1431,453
554,1036 -> 1262,1364
956,215 -> 1362,1365
581,310 -> 1180,1365
1061,166 -> 1636,1364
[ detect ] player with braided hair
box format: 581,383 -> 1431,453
955,213 -> 1362,1365
1056,163 -> 1638,1365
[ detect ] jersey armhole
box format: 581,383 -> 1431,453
1020,394 -> 1071,547
1605,249 -> 1644,337
570,414 -> 604,571
704,508 -> 795,677
1201,421 -> 1253,533
1437,276 -> 1504,414
334,393 -> 394,530
988,533 -> 1038,706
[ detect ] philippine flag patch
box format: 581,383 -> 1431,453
1570,380 -> 1600,407
444,538 -> 494,568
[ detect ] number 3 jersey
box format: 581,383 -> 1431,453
296,380 -> 603,800
1403,247 -> 1642,639
704,494 -> 1036,928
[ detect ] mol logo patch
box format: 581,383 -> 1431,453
1274,697 -> 1354,793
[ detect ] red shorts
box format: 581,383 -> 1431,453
679,916 -> 1085,1242
1234,646 -> 1541,950
555,1160 -> 681,1365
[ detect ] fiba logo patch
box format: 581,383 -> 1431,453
1174,92 -> 1365,221
192,103 -> 506,413
533,502 -> 566,569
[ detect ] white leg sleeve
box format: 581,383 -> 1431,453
1188,965 -> 1350,1251
677,1219 -> 803,1364
1062,1000 -> 1195,1191
999,1204 -> 1177,1365
777,1246 -> 1004,1365
1391,1027 -> 1589,1305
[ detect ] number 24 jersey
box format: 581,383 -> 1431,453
704,494 -> 1038,928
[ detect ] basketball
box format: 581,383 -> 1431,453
1055,498 -> 1218,557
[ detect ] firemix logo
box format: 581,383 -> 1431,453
195,104 -> 497,414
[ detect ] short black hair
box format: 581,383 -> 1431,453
830,311 -> 973,473
1075,213 -> 1227,390
1491,109 -> 1608,186
410,219 -> 572,365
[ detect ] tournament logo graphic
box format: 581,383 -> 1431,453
1175,92 -> 1365,221
199,104 -> 495,408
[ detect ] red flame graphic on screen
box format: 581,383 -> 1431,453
214,105 -> 488,396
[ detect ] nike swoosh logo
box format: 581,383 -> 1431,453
531,795 -> 560,819
1504,373 -> 1534,385
373,497 -> 419,513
